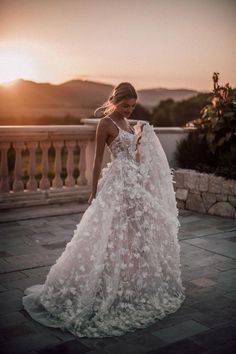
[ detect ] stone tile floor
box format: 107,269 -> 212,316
0,208 -> 236,354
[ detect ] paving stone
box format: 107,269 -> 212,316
181,251 -> 227,268
3,275 -> 46,291
213,260 -> 236,271
214,223 -> 236,232
0,236 -> 33,248
18,219 -> 49,227
0,289 -> 23,302
151,320 -> 209,343
203,340 -> 236,354
83,350 -> 110,354
181,226 -> 221,238
190,323 -> 236,350
96,341 -> 147,354
191,308 -> 235,329
185,233 -> 236,259
0,333 -> 61,354
224,290 -> 236,301
22,266 -> 51,278
146,338 -> 206,354
183,284 -> 227,306
182,266 -> 220,282
177,215 -> 205,224
0,251 -> 13,258
0,226 -> 34,236
216,269 -> 236,291
26,232 -> 57,242
0,284 -> 7,292
0,209 -> 235,353
78,335 -> 121,350
41,240 -> 67,250
1,323 -> 36,339
0,271 -> 28,284
190,277 -> 216,288
192,294 -> 236,312
0,251 -> 61,273
0,311 -> 28,329
0,289 -> 23,315
0,244 -> 43,256
36,339 -> 91,354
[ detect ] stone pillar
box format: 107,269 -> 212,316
0,142 -> 10,193
26,141 -> 38,191
77,142 -> 87,185
52,140 -> 63,189
12,141 -> 25,192
39,141 -> 50,190
65,140 -> 76,187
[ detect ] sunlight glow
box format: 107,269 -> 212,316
0,42 -> 42,84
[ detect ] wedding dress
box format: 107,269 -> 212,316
22,117 -> 186,338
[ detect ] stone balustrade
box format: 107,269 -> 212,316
0,125 -> 97,210
0,120 -> 195,218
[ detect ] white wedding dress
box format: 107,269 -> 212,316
22,117 -> 186,338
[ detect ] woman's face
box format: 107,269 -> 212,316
115,98 -> 137,118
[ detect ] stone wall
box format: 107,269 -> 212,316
173,169 -> 236,219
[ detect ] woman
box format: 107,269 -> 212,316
22,82 -> 185,338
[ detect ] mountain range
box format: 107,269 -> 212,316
0,79 -> 199,121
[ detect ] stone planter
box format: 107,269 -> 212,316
173,168 -> 236,219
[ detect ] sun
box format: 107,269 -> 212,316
0,43 -> 41,85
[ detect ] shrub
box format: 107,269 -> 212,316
175,73 -> 236,180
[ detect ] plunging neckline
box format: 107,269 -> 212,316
107,116 -> 135,136
107,116 -> 135,148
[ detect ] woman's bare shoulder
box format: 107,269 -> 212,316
100,116 -> 112,123
98,117 -> 113,129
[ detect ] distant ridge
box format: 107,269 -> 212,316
0,78 -> 199,120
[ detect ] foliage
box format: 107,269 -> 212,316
150,93 -> 211,127
151,99 -> 176,126
191,72 -> 236,154
175,131 -> 216,169
175,73 -> 236,180
174,131 -> 236,180
131,103 -> 151,121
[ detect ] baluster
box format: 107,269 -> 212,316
39,141 -> 50,190
26,141 -> 38,191
52,140 -> 63,188
65,140 -> 76,187
13,142 -> 25,192
77,142 -> 87,185
0,142 -> 10,193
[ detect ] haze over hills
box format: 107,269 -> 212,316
0,79 -> 199,122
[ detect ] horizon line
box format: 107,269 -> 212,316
0,77 -> 211,93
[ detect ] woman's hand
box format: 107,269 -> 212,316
88,193 -> 96,205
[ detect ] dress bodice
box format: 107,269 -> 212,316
107,117 -> 137,161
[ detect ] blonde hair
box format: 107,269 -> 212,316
94,82 -> 138,118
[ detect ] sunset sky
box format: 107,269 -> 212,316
0,0 -> 235,91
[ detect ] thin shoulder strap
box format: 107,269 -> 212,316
125,117 -> 135,132
108,117 -> 120,130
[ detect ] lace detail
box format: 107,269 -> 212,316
22,120 -> 186,338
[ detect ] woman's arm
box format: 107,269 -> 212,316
88,119 -> 108,204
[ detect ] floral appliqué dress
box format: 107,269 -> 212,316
22,117 -> 186,338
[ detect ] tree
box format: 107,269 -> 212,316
151,99 -> 175,126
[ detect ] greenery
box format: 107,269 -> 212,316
175,73 -> 236,180
130,103 -> 151,121
150,93 -> 212,127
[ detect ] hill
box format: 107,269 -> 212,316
0,79 -> 199,123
